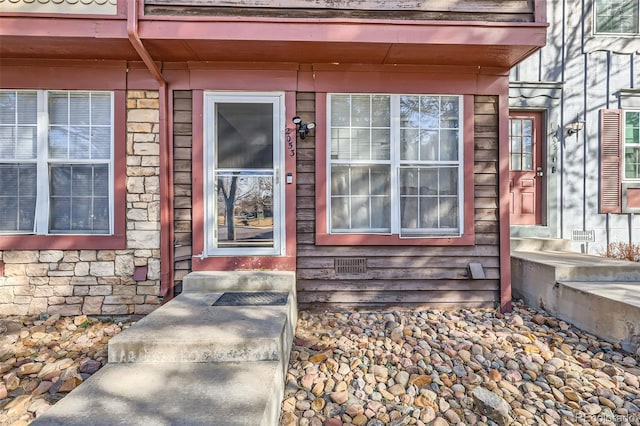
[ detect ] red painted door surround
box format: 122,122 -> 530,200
509,111 -> 543,225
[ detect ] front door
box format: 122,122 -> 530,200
509,111 -> 543,225
203,92 -> 284,256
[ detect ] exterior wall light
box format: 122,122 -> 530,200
292,116 -> 316,139
566,120 -> 585,136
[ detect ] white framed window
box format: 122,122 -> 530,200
625,110 -> 640,179
327,94 -> 463,238
203,92 -> 285,256
0,90 -> 114,235
595,0 -> 639,34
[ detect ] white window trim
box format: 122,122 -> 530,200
624,110 -> 640,181
326,93 -> 464,239
203,91 -> 286,257
0,89 -> 114,236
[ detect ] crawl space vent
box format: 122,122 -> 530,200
571,229 -> 595,242
335,258 -> 367,274
212,292 -> 288,306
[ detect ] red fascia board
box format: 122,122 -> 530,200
137,20 -> 546,48
0,16 -> 127,38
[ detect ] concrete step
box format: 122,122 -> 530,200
510,237 -> 573,252
544,281 -> 640,353
32,271 -> 300,425
511,250 -> 640,282
512,251 -> 640,353
30,361 -> 283,426
182,271 -> 296,293
108,292 -> 294,372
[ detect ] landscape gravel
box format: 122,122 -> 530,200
2,300 -> 639,426
280,301 -> 640,426
0,314 -> 133,426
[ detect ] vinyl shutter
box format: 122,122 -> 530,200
599,109 -> 622,213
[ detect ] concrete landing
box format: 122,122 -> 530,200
108,292 -> 291,367
31,361 -> 283,426
32,271 -> 297,426
512,249 -> 640,353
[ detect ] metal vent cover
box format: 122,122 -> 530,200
571,229 -> 595,242
212,292 -> 288,306
335,258 -> 367,274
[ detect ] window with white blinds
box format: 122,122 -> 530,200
0,90 -> 113,235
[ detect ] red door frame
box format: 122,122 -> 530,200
509,111 -> 543,225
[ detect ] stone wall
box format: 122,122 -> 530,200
0,90 -> 162,317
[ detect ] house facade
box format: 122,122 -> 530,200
0,0 -> 546,316
509,0 -> 640,253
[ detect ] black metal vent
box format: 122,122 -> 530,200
212,292 -> 288,306
335,258 -> 367,274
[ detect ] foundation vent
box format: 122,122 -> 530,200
335,258 -> 367,274
571,229 -> 595,242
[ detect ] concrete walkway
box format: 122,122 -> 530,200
511,238 -> 640,354
31,271 -> 297,426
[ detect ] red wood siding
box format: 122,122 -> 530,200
295,93 -> 500,310
145,0 -> 537,22
173,90 -> 193,288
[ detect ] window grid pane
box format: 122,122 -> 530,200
330,165 -> 391,232
329,93 -> 462,237
625,112 -> 640,179
49,164 -> 110,234
595,0 -> 639,33
0,164 -> 36,233
0,90 -> 113,236
48,91 -> 112,161
0,91 -> 37,161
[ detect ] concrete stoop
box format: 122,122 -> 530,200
512,250 -> 640,353
32,271 -> 297,426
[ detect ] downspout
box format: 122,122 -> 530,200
127,0 -> 174,301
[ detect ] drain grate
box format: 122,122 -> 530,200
212,292 -> 288,306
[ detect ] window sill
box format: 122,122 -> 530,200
0,234 -> 126,250
316,232 -> 475,246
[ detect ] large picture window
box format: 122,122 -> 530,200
0,90 -> 113,235
595,0 -> 639,34
328,94 -> 463,238
625,111 -> 640,179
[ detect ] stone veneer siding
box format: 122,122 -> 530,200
0,90 -> 162,316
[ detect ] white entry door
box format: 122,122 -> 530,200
203,92 -> 284,256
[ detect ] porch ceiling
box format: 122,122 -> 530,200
0,37 -> 538,68
0,16 -> 546,68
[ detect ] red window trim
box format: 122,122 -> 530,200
0,90 -> 127,250
315,92 -> 475,246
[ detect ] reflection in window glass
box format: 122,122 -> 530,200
595,0 -> 639,33
0,90 -> 113,235
625,111 -> 640,179
329,94 -> 462,237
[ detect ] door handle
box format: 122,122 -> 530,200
536,166 -> 544,177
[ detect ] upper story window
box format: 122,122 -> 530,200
0,90 -> 113,235
595,0 -> 639,34
625,111 -> 640,179
328,94 -> 463,238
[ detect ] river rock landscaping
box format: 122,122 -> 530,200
280,301 -> 640,426
0,314 -> 132,426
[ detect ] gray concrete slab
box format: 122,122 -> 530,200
182,271 -> 296,293
31,361 -> 283,426
512,250 -> 640,281
559,281 -> 640,309
108,292 -> 289,364
512,251 -> 640,353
